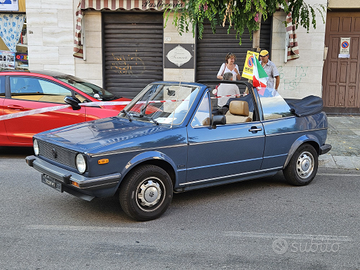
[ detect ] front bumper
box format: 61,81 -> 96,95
26,155 -> 121,201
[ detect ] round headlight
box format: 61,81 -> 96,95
76,154 -> 87,174
33,139 -> 39,156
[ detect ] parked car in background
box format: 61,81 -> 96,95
26,80 -> 331,221
0,70 -> 130,147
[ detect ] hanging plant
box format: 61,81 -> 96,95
164,0 -> 326,44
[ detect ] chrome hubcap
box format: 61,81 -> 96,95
296,151 -> 314,179
137,178 -> 162,208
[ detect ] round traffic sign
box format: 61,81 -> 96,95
341,41 -> 349,49
247,56 -> 254,67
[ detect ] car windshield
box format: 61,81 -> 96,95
57,75 -> 118,101
122,83 -> 200,125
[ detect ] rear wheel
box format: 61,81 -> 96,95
119,165 -> 173,221
283,144 -> 318,186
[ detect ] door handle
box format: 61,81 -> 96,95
7,105 -> 25,110
248,126 -> 262,133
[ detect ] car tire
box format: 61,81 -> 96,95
283,144 -> 318,186
119,165 -> 173,221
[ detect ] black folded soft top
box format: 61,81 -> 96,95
285,95 -> 323,117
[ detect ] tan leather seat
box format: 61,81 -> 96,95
202,117 -> 211,126
225,101 -> 252,123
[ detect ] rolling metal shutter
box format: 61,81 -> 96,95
196,18 -> 272,81
102,13 -> 163,99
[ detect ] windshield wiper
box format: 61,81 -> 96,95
121,109 -> 132,122
140,87 -> 158,117
102,96 -> 117,101
148,116 -> 159,125
140,101 -> 151,117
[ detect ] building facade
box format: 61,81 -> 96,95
10,0 -> 358,113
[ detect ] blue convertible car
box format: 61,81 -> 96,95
26,81 -> 331,221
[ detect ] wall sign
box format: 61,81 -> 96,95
0,0 -> 19,11
164,44 -> 194,69
339,37 -> 350,58
0,50 -> 15,69
242,51 -> 259,80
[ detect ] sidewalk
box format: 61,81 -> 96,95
318,115 -> 360,170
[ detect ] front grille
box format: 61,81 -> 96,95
38,140 -> 77,169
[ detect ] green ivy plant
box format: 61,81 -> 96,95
164,0 -> 326,44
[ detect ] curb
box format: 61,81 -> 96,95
319,153 -> 360,170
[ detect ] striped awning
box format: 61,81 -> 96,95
74,0 -> 183,59
285,12 -> 299,61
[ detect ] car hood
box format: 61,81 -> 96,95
35,117 -> 176,153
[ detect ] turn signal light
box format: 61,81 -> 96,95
98,158 -> 109,165
71,181 -> 79,188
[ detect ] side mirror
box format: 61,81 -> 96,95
212,115 -> 226,127
64,96 -> 81,110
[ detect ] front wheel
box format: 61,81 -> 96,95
119,165 -> 173,221
283,144 -> 318,186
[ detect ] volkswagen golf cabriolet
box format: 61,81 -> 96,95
26,81 -> 331,221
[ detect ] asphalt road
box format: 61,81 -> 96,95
1,147 -> 360,270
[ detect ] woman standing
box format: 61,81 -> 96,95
217,53 -> 241,81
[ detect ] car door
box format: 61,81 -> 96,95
3,75 -> 87,145
185,92 -> 265,186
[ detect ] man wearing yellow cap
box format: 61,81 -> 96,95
259,50 -> 280,91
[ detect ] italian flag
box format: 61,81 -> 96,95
252,54 -> 268,90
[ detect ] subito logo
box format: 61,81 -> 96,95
272,238 -> 288,254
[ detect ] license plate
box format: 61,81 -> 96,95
41,174 -> 62,192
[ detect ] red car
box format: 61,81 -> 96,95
0,70 -> 130,147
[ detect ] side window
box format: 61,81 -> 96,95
10,77 -> 43,97
0,77 -> 4,96
10,77 -> 72,104
191,93 -> 211,127
38,80 -> 73,103
258,88 -> 293,120
39,80 -> 70,95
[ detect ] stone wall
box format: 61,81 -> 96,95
26,0 -> 75,74
163,13 -> 195,82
